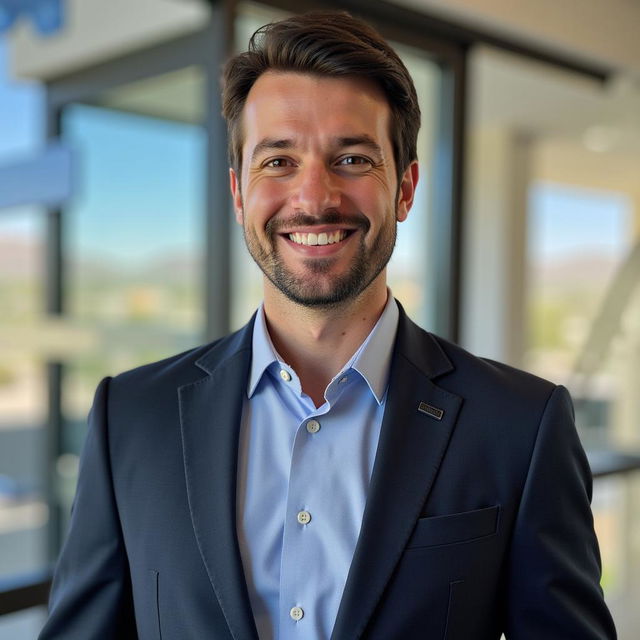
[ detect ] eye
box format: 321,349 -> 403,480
337,155 -> 372,169
264,157 -> 293,169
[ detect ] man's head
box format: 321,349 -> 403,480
222,11 -> 420,309
222,10 -> 420,184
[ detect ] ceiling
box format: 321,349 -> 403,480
470,46 -> 640,158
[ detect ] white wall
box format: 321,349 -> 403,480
460,126 -> 531,365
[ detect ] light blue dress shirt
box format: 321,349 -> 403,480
236,295 -> 399,640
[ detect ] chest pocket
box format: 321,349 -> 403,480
406,504 -> 500,549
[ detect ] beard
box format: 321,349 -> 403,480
242,209 -> 397,309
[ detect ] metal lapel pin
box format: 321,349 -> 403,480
417,401 -> 444,421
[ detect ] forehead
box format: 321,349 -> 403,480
241,71 -> 392,153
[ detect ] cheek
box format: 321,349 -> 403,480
243,181 -> 287,226
350,184 -> 394,224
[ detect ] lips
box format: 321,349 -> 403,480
288,230 -> 348,246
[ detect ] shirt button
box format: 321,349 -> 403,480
297,510 -> 312,525
306,419 -> 321,434
279,369 -> 291,382
339,376 -> 348,384
290,606 -> 304,621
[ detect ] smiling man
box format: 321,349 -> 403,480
39,10 -> 616,640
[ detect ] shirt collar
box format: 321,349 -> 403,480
248,306 -> 282,398
350,293 -> 399,403
248,293 -> 399,405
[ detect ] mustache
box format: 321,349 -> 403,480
266,210 -> 370,234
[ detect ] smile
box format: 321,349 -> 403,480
288,230 -> 349,246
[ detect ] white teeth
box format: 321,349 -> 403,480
288,231 -> 347,246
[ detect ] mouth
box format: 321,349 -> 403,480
287,230 -> 351,246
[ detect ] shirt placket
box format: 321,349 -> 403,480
278,394 -> 334,638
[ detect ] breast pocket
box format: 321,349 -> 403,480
406,504 -> 500,549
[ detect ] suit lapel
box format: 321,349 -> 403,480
331,311 -> 463,640
179,322 -> 259,640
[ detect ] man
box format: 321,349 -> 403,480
39,10 -> 616,640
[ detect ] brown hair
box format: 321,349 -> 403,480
221,10 -> 420,182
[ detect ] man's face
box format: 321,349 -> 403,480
230,71 -> 417,308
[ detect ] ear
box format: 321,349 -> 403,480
229,168 -> 244,224
396,161 -> 419,222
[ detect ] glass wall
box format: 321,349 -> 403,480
0,32 -> 50,638
0,48 -> 209,628
465,44 -> 640,639
527,182 -> 635,450
55,68 -> 208,528
0,209 -> 48,578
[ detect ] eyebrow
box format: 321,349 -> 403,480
250,138 -> 294,164
336,136 -> 384,158
249,135 -> 385,164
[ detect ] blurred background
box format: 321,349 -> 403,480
0,0 -> 639,637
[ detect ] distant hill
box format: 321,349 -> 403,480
0,237 -> 43,279
529,252 -> 621,292
0,236 -> 201,283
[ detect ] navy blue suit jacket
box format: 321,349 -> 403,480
39,307 -> 616,639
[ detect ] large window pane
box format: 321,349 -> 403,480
55,67 -> 207,531
62,103 -> 206,415
466,44 -> 640,638
526,182 -> 634,450
0,33 -> 48,587
0,210 -> 48,578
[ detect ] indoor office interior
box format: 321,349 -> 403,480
1,0 -> 639,638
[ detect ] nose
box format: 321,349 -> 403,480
291,162 -> 341,214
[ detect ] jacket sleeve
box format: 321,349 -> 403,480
38,377 -> 137,640
505,385 -> 617,639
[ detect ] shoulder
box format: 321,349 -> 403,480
397,308 -> 559,414
438,334 -> 554,396
397,316 -> 579,474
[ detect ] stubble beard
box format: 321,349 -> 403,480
243,210 -> 398,309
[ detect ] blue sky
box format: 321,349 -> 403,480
62,104 -> 205,265
0,34 -> 205,265
529,182 -> 630,262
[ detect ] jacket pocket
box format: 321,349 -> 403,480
149,570 -> 162,640
443,579 -> 465,639
406,504 -> 500,549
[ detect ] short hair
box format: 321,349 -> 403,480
221,10 -> 421,182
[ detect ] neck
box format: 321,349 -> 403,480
263,278 -> 389,407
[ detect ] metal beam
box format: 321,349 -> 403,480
0,571 -> 51,616
204,0 -> 236,340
